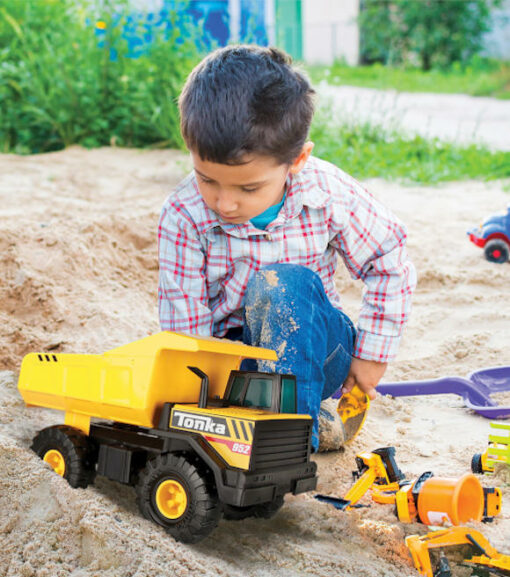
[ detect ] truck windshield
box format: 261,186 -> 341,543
242,377 -> 273,409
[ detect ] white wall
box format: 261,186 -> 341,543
483,0 -> 510,59
302,0 -> 359,65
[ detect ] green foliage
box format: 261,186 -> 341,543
359,0 -> 502,70
0,0 -> 201,153
310,104 -> 510,184
308,58 -> 510,99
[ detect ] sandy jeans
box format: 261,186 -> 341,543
239,263 -> 356,451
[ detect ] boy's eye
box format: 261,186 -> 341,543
240,186 -> 259,193
199,176 -> 214,184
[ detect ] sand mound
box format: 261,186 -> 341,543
0,147 -> 508,576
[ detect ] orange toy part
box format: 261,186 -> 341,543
416,473 -> 484,526
483,486 -> 503,520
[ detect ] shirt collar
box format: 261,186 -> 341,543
282,161 -> 330,218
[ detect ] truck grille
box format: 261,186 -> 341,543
250,419 -> 312,471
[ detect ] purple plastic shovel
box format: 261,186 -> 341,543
333,366 -> 510,419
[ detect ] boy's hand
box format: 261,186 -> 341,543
341,358 -> 388,401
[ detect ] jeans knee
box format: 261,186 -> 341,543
245,264 -> 321,307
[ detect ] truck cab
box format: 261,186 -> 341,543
224,370 -> 297,413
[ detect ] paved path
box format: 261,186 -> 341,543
319,84 -> 510,151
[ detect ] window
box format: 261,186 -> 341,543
243,377 -> 273,409
280,377 -> 296,413
228,375 -> 246,404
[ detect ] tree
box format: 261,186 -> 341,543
359,0 -> 502,70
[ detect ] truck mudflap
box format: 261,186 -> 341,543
219,461 -> 318,507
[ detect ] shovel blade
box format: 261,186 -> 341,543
314,494 -> 351,510
337,386 -> 370,442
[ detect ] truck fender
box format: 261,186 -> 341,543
160,430 -> 229,499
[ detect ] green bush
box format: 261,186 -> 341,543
359,0 -> 502,70
0,0 -> 201,153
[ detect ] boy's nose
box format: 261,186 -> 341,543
216,192 -> 239,215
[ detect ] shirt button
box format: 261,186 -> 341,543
265,233 -> 272,240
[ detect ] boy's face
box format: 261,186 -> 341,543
191,143 -> 313,225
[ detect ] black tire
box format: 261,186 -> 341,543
31,425 -> 97,488
252,496 -> 285,519
222,504 -> 256,521
471,452 -> 484,474
484,239 -> 510,264
136,453 -> 220,543
223,496 -> 284,521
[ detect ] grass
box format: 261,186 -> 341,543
307,59 -> 510,100
0,0 -> 202,154
310,105 -> 510,184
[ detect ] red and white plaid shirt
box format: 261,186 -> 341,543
158,156 -> 416,362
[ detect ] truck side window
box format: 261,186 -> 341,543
280,377 -> 297,413
228,375 -> 245,404
244,378 -> 273,409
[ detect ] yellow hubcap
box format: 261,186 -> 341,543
155,479 -> 188,520
43,449 -> 66,477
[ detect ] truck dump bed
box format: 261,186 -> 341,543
18,332 -> 277,429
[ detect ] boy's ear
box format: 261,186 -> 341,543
289,141 -> 314,174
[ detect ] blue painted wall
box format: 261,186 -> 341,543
240,0 -> 268,45
100,1 -> 269,57
165,1 -> 231,47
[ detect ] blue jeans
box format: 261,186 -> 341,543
232,263 -> 356,451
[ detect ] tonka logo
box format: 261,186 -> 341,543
172,411 -> 227,436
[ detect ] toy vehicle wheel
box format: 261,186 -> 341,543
222,503 -> 255,521
252,495 -> 285,519
31,425 -> 97,488
223,496 -> 284,521
484,239 -> 509,263
136,453 -> 220,543
471,453 -> 484,474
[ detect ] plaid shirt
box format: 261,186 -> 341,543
158,156 -> 416,362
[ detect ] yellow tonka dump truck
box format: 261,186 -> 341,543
18,331 -> 317,543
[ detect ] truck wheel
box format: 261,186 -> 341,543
471,453 -> 484,474
136,453 -> 220,543
222,504 -> 255,521
31,425 -> 97,488
223,496 -> 284,521
484,239 -> 510,263
252,496 -> 285,519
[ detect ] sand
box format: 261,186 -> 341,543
0,146 -> 509,577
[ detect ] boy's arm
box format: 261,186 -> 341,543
158,203 -> 213,335
330,181 -> 417,398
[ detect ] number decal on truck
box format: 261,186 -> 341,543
232,442 -> 251,455
205,436 -> 252,456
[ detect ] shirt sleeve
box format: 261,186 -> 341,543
158,201 -> 214,335
329,182 -> 417,362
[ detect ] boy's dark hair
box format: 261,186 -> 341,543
179,45 -> 315,165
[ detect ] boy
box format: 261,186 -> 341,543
158,45 -> 416,451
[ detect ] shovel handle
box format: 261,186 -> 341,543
376,377 -> 494,408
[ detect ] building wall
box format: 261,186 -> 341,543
483,0 -> 510,59
302,0 -> 359,65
